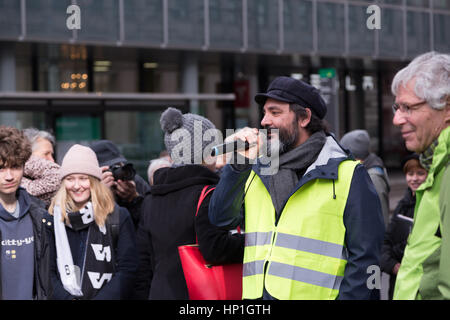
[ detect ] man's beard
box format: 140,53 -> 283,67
265,118 -> 299,155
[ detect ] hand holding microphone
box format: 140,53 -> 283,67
210,140 -> 252,156
211,127 -> 262,161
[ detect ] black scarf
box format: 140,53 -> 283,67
268,131 -> 327,215
66,203 -> 116,300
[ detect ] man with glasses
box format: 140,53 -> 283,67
391,51 -> 450,300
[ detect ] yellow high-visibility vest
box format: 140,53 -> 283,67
242,159 -> 358,300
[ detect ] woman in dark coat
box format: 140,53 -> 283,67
134,108 -> 244,300
45,144 -> 138,300
381,154 -> 428,299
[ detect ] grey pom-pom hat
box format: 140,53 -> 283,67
160,107 -> 217,165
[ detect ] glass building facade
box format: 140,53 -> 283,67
1,0 -> 449,174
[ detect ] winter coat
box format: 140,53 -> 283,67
364,153 -> 391,228
134,164 -> 244,300
0,188 -> 51,300
394,126 -> 450,299
44,206 -> 138,300
381,188 -> 415,299
209,135 -> 385,300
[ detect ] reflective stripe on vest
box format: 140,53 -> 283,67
243,232 -> 349,278
242,159 -> 358,300
243,260 -> 265,277
245,231 -> 273,247
268,261 -> 343,291
274,232 -> 348,260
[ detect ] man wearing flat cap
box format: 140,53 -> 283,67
209,76 -> 384,300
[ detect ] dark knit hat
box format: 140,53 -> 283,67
340,129 -> 371,160
90,140 -> 127,167
255,76 -> 327,119
401,153 -> 422,173
160,107 -> 217,165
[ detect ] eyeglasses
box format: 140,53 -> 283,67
392,100 -> 427,116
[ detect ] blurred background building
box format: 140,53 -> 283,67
0,0 -> 449,176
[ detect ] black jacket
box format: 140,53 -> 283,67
134,165 -> 244,300
44,206 -> 138,300
0,188 -> 51,300
381,187 -> 415,299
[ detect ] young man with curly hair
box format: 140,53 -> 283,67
0,126 -> 50,299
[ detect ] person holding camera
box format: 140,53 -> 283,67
90,140 -> 150,229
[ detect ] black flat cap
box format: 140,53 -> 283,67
255,76 -> 327,119
90,140 -> 127,167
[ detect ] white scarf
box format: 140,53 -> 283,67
53,203 -> 95,297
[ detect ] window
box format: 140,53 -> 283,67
37,44 -> 88,92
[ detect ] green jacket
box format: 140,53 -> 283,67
394,126 -> 450,300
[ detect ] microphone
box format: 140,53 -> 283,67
210,140 -> 253,157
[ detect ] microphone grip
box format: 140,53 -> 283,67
210,140 -> 250,157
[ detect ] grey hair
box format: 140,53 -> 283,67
22,128 -> 56,151
391,51 -> 450,110
147,157 -> 172,185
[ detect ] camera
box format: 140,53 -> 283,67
109,163 -> 136,181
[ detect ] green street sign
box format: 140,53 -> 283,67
319,68 -> 336,79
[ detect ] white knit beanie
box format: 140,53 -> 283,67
59,144 -> 103,180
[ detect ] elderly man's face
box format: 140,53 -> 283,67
393,79 -> 449,153
33,137 -> 55,162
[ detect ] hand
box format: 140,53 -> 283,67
392,263 -> 401,275
115,179 -> 139,203
215,153 -> 230,170
224,127 -> 262,160
100,166 -> 116,189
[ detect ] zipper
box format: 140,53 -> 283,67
262,224 -> 277,290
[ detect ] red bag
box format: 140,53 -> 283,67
178,186 -> 243,300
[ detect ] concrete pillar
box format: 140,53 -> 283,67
0,45 -> 17,125
181,52 -> 199,114
0,45 -> 16,91
48,45 -> 60,92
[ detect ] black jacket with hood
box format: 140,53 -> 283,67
0,188 -> 51,300
134,164 -> 244,300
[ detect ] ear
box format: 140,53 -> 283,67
299,108 -> 312,128
445,98 -> 450,125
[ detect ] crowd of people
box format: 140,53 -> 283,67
0,51 -> 448,300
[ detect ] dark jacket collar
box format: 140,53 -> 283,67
253,135 -> 352,185
0,187 -> 31,221
151,164 -> 219,196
